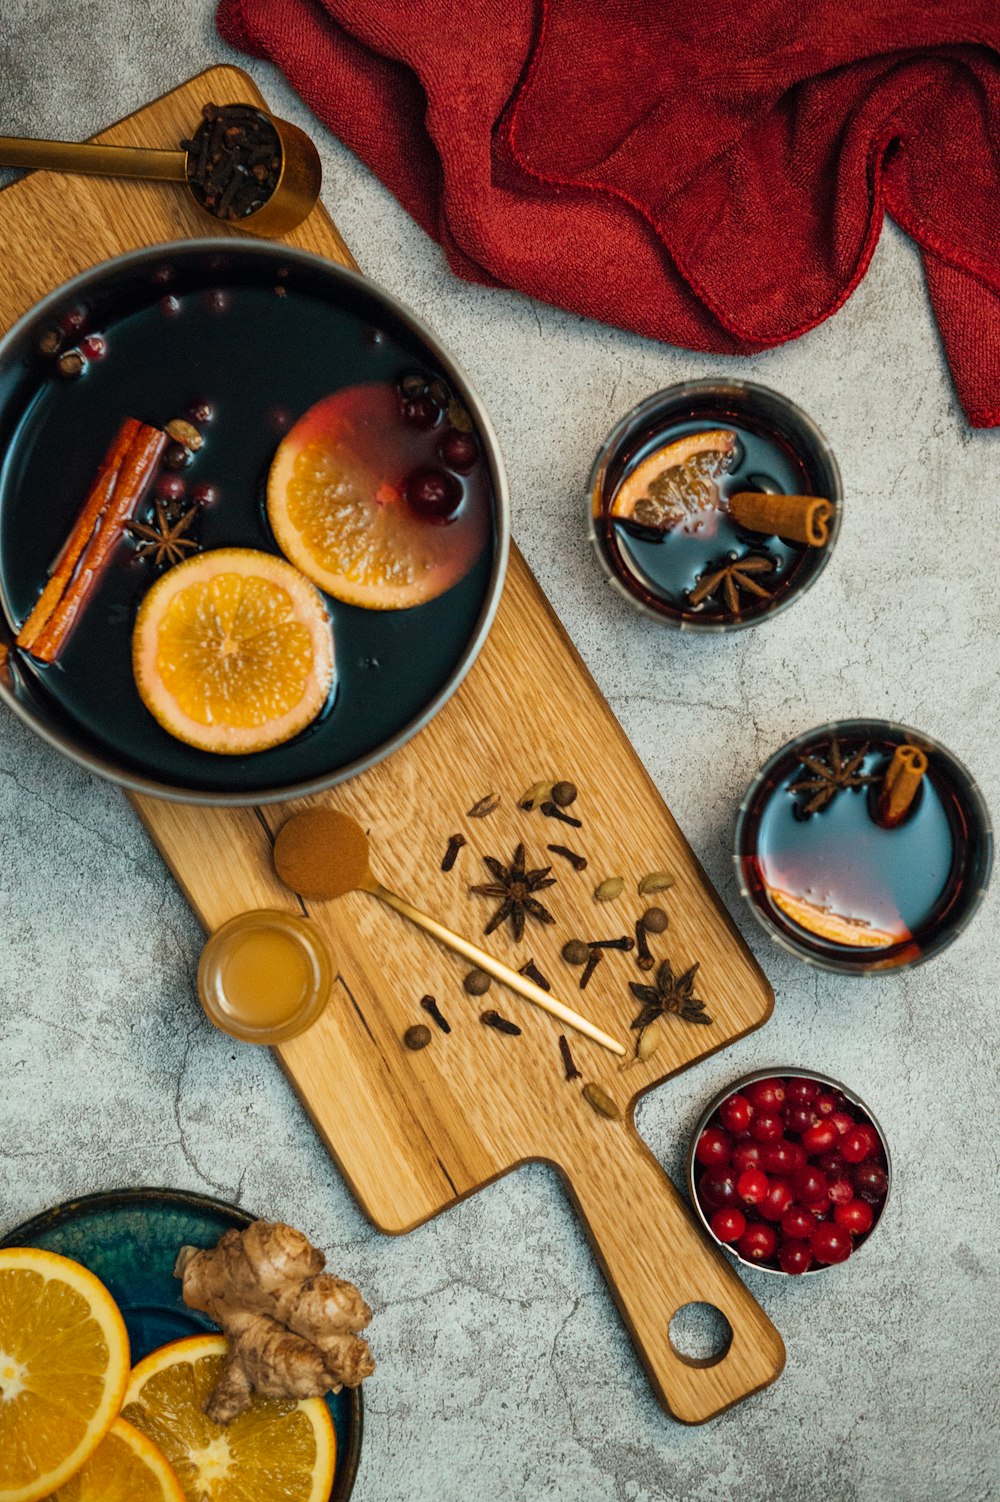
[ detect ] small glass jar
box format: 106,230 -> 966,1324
734,719 -> 992,973
197,909 -> 333,1044
587,378 -> 842,631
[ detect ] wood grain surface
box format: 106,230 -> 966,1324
0,66 -> 784,1421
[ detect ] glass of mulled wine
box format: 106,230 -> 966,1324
588,379 -> 842,630
735,719 -> 992,973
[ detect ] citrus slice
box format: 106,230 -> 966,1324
0,1247 -> 131,1502
767,886 -> 908,949
267,383 -> 488,610
44,1417 -> 185,1502
132,549 -> 334,755
121,1335 -> 335,1502
609,429 -> 736,532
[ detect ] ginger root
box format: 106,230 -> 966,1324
174,1220 -> 375,1423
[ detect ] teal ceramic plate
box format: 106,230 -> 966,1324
0,1186 -> 363,1500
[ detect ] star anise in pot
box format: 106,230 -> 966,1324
788,737 -> 876,815
629,958 -> 711,1028
470,843 -> 556,942
128,498 -> 200,569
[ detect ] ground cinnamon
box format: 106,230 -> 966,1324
877,745 -> 928,828
728,491 -> 833,546
19,418 -> 166,662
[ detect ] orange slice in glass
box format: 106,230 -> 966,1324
132,549 -> 334,755
46,1417 -> 185,1502
767,887 -> 909,949
0,1248 -> 131,1502
121,1334 -> 335,1502
267,384 -> 488,611
609,429 -> 736,532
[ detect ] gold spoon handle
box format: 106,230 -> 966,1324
372,883 -> 626,1057
0,136 -> 188,182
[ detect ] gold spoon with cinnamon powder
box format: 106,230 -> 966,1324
273,809 -> 625,1056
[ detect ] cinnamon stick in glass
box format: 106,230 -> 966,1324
877,745 -> 928,828
728,491 -> 833,547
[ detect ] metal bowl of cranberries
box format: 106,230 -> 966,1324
686,1067 -> 891,1276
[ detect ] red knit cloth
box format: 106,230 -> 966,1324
218,0 -> 1000,426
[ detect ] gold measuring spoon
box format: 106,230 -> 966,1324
273,809 -> 626,1057
0,105 -> 321,237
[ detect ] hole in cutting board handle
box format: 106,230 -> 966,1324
668,1302 -> 733,1368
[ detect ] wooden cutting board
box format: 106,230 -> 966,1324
0,66 -> 784,1422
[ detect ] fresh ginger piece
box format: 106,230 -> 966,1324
174,1220 -> 375,1423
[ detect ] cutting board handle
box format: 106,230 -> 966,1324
561,1121 -> 785,1423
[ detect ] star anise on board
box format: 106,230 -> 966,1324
688,553 -> 775,613
629,958 -> 712,1029
788,738 -> 876,815
470,843 -> 556,942
128,500 -> 200,568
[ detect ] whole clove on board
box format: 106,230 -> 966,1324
519,958 -> 551,991
182,103 -> 283,222
480,1009 -> 522,1036
579,947 -> 603,989
441,833 -> 466,871
559,1034 -> 582,1081
420,995 -> 450,1033
547,844 -> 588,871
587,935 -> 634,951
540,801 -> 582,827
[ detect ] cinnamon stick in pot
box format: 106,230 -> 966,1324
728,491 -> 833,547
876,744 -> 928,828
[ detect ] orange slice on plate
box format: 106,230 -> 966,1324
45,1417 -> 185,1502
121,1334 -> 335,1502
767,886 -> 908,949
132,549 -> 334,756
267,383 -> 488,610
0,1247 -> 131,1502
609,429 -> 736,532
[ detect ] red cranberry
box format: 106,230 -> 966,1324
779,1239 -> 813,1276
731,1140 -> 763,1173
811,1221 -> 853,1265
186,398 -> 215,426
160,295 -> 181,318
745,1078 -> 786,1112
439,429 -> 479,472
761,1139 -> 806,1175
830,1110 -> 855,1137
695,1127 -> 732,1168
401,394 -> 441,430
735,1168 -> 769,1206
58,306 -> 86,336
781,1206 -> 817,1241
814,1150 -> 847,1180
834,1198 -> 875,1235
759,1177 -> 795,1222
737,1223 -> 777,1263
814,1092 -> 839,1119
698,1169 -> 738,1211
792,1166 -> 830,1209
80,333 -> 106,360
162,442 -> 192,472
783,1103 -> 818,1135
719,1094 -> 753,1133
852,1162 -> 889,1203
801,1119 -> 839,1154
405,466 -> 462,522
156,474 -> 187,503
827,1174 -> 855,1207
749,1110 -> 784,1142
190,483 -> 218,507
710,1208 -> 746,1243
785,1077 -> 818,1105
841,1126 -> 876,1163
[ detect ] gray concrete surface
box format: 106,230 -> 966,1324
0,6 -> 997,1500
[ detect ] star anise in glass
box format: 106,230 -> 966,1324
470,843 -> 556,942
128,499 -> 200,568
629,958 -> 712,1029
688,553 -> 775,613
788,738 -> 876,815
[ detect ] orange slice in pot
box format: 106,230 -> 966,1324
0,1248 -> 131,1502
609,429 -> 736,532
45,1417 -> 185,1502
121,1334 -> 335,1502
267,383 -> 488,610
132,548 -> 334,755
767,887 -> 908,949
